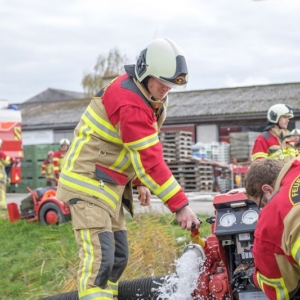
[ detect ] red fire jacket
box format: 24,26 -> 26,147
252,128 -> 296,162
253,159 -> 300,299
57,74 -> 188,217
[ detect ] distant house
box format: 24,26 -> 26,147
18,83 -> 300,146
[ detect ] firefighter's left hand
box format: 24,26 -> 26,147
137,186 -> 151,206
176,205 -> 201,230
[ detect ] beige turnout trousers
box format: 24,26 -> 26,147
69,199 -> 128,300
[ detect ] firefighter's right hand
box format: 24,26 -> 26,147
137,186 -> 151,206
176,205 -> 200,231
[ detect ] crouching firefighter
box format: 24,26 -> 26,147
56,37 -> 200,300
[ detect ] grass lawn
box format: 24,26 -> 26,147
0,209 -> 211,300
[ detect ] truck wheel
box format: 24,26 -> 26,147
39,202 -> 67,225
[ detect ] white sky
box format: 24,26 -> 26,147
1,0 -> 300,103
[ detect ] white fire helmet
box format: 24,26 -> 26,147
0,138 -> 2,146
291,129 -> 300,136
125,38 -> 188,90
267,104 -> 294,124
60,138 -> 70,146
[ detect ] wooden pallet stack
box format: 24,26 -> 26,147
159,131 -> 193,162
168,160 -> 213,192
158,131 -> 214,192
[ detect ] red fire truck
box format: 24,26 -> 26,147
0,100 -> 23,190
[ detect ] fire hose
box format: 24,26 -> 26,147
40,221 -> 206,300
40,276 -> 170,300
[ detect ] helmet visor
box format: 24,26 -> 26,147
154,76 -> 187,90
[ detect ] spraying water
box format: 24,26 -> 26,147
156,247 -> 206,300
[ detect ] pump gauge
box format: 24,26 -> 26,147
220,213 -> 236,227
242,210 -> 258,225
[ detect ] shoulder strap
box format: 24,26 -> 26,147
274,158 -> 299,191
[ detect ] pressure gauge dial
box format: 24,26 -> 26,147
242,210 -> 258,225
220,213 -> 236,227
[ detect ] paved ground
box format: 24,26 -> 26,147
5,191 -> 216,216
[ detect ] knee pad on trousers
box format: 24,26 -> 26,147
94,231 -> 114,288
109,230 -> 128,282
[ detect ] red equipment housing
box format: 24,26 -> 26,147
19,186 -> 70,225
191,188 -> 268,300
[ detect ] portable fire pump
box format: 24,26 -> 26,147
19,186 -> 71,225
187,188 -> 267,300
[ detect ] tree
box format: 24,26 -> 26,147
82,48 -> 128,97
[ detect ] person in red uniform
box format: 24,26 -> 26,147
53,138 -> 70,179
291,128 -> 300,156
56,38 -> 200,300
0,138 -> 12,209
252,104 -> 296,163
41,151 -> 55,186
245,158 -> 300,300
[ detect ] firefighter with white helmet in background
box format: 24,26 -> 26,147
56,38 -> 200,300
53,138 -> 70,179
291,128 -> 300,156
252,104 -> 296,162
0,138 -> 12,209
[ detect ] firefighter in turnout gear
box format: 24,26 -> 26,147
252,104 -> 296,162
53,138 -> 70,179
41,151 -> 56,186
245,158 -> 300,300
0,139 -> 12,209
56,38 -> 200,300
291,128 -> 300,156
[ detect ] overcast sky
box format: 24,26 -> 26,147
1,0 -> 300,103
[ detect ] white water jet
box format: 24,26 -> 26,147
156,248 -> 206,300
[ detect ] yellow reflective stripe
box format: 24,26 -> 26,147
252,152 -> 268,160
268,149 -> 296,159
107,280 -> 118,296
83,106 -> 122,144
156,176 -> 181,202
79,229 -> 94,292
79,286 -> 113,300
125,132 -> 159,150
291,236 -> 300,265
135,153 -> 158,189
256,272 -> 289,300
286,149 -> 296,155
64,124 -> 92,172
125,133 -> 182,199
60,170 -> 119,209
125,133 -> 160,190
110,148 -> 131,172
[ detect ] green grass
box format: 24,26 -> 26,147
0,210 -> 211,300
